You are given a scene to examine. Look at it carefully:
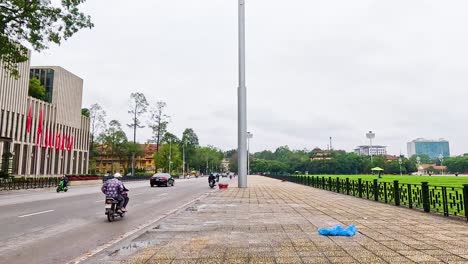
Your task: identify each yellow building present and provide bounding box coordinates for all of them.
[95,144,157,174]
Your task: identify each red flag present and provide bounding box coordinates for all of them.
[36,109,43,146]
[26,106,32,133]
[67,136,74,152]
[61,134,66,150]
[56,133,61,150]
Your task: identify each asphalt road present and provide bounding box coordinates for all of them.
[0,177,213,264]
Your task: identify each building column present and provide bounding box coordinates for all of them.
[17,143,24,175]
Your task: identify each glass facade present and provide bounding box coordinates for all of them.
[414,141,450,159]
[30,68,54,103]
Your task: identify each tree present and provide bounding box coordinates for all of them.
[0,1,93,77]
[161,132,180,145]
[81,108,90,117]
[154,143,182,174]
[89,103,106,146]
[88,103,106,173]
[98,120,127,173]
[182,128,199,171]
[192,146,224,174]
[121,142,144,174]
[127,92,148,143]
[127,92,148,175]
[28,77,45,100]
[148,101,170,153]
[409,154,433,165]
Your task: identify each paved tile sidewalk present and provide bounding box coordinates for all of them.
[109,176,468,264]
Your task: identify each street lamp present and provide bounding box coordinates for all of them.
[398,156,403,176]
[366,131,375,163]
[237,0,248,188]
[182,140,186,177]
[168,140,172,174]
[247,132,253,175]
[439,154,444,175]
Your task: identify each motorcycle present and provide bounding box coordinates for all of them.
[209,179,216,189]
[56,180,68,193]
[105,192,127,222]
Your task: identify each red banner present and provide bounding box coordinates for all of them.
[26,106,32,133]
[56,133,61,150]
[36,109,43,147]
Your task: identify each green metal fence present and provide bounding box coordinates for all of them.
[266,175,468,221]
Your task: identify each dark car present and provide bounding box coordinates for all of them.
[150,173,175,187]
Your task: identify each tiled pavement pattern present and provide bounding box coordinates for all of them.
[114,176,468,264]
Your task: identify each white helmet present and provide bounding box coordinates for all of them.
[113,172,122,178]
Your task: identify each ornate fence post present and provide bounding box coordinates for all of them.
[383,182,388,203]
[321,177,325,189]
[463,184,468,221]
[328,177,332,191]
[336,177,341,193]
[442,187,449,217]
[421,182,430,213]
[346,178,350,195]
[358,178,363,198]
[408,184,413,209]
[394,180,400,206]
[373,179,378,201]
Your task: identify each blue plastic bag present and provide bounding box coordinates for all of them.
[318,225,357,237]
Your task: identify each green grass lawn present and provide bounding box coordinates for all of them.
[302,174,468,187]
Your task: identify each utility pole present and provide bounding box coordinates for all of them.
[168,140,172,174]
[182,140,185,177]
[238,0,248,188]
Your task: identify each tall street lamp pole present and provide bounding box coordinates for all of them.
[238,0,248,188]
[247,132,253,175]
[398,156,403,176]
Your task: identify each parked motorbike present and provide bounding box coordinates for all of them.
[56,180,68,193]
[209,179,216,189]
[105,192,127,222]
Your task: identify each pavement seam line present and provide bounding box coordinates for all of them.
[68,190,215,264]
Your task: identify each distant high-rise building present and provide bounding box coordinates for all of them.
[407,138,450,159]
[354,145,387,156]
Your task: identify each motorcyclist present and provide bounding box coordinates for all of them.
[61,175,69,188]
[208,173,216,185]
[101,173,126,212]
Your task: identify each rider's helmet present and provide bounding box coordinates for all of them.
[113,172,122,178]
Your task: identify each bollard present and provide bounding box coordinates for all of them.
[421,182,430,213]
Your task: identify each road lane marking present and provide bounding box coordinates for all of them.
[157,193,168,197]
[18,210,55,218]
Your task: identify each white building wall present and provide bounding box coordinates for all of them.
[1,60,90,177]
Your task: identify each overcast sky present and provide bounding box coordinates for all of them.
[31,0,468,156]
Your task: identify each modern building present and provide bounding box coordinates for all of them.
[95,143,158,174]
[0,56,90,177]
[354,145,387,156]
[407,138,450,159]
